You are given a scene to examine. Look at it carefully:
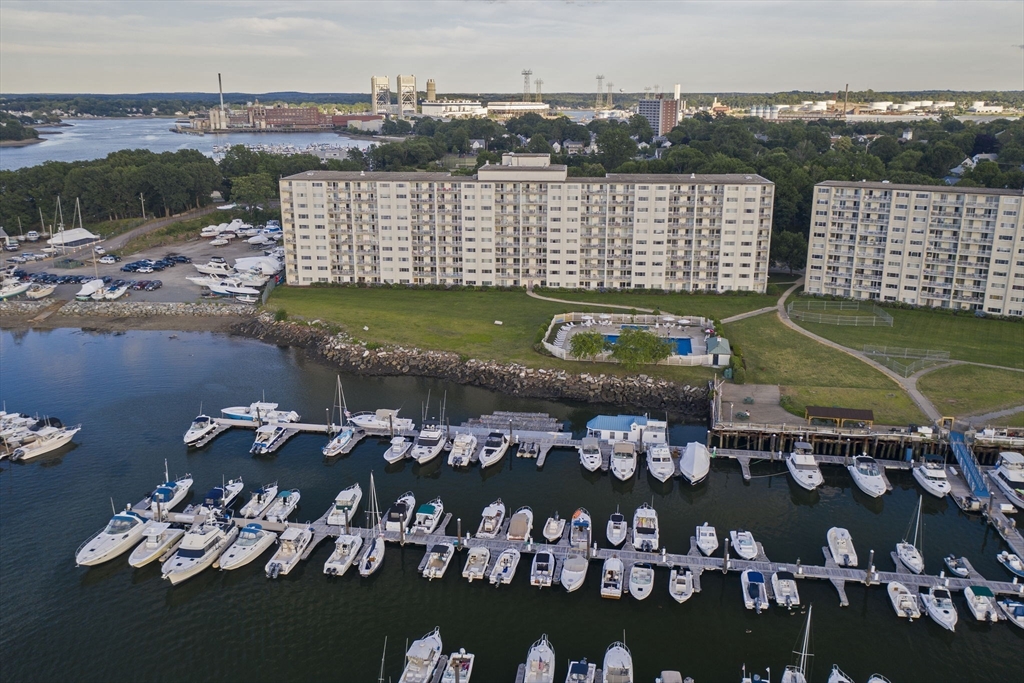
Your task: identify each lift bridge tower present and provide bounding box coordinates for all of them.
[522,69,533,101]
[596,75,605,109]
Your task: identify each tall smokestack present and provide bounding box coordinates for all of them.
[674,84,681,101]
[218,73,225,112]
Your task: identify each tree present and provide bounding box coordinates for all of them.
[628,115,654,144]
[609,328,672,370]
[230,173,276,213]
[770,230,808,274]
[596,126,637,171]
[526,134,552,154]
[867,135,901,164]
[568,330,609,362]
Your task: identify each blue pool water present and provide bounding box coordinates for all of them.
[604,334,693,356]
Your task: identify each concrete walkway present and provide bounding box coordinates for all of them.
[105,205,223,251]
[961,404,1024,425]
[720,306,776,324]
[525,289,655,312]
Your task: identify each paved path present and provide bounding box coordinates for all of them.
[525,289,655,312]
[105,205,223,251]
[962,404,1024,424]
[720,306,776,324]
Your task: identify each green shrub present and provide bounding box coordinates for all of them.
[274,309,288,322]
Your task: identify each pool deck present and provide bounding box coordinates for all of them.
[555,320,708,358]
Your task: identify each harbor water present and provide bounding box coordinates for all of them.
[1,328,1021,682]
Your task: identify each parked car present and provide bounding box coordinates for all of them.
[3,243,19,252]
[93,246,106,255]
[145,280,163,291]
[136,266,153,274]
[99,256,116,265]
[8,256,26,264]
[132,280,149,290]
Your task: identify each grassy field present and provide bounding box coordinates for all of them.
[86,217,147,240]
[115,209,254,255]
[992,412,1024,427]
[918,364,1024,417]
[531,289,777,321]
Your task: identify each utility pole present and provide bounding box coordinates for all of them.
[140,193,146,219]
[596,75,605,109]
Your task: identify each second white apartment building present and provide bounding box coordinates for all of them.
[279,154,774,292]
[805,180,1024,317]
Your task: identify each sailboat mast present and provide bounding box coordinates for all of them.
[912,496,922,548]
[377,635,387,683]
[798,604,812,674]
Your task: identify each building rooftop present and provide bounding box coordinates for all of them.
[284,170,775,185]
[606,173,773,184]
[817,180,1024,196]
[283,171,455,182]
[587,415,651,432]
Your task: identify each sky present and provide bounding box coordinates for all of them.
[1,0,1022,95]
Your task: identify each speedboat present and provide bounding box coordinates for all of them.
[441,650,475,683]
[523,634,556,683]
[76,508,151,566]
[829,666,855,683]
[410,422,446,464]
[348,408,415,433]
[668,566,694,603]
[964,586,1001,623]
[195,259,237,276]
[787,442,824,491]
[0,280,31,300]
[600,556,624,599]
[141,474,194,514]
[326,483,362,526]
[912,456,951,498]
[944,554,970,578]
[384,492,416,533]
[384,436,412,463]
[218,523,277,571]
[221,401,300,423]
[697,522,719,556]
[161,513,238,584]
[183,414,217,446]
[631,503,659,552]
[399,628,444,683]
[475,499,506,539]
[570,508,592,549]
[560,554,588,593]
[202,478,244,510]
[730,529,758,560]
[530,551,555,588]
[104,284,129,300]
[679,441,711,484]
[920,585,958,632]
[565,659,596,683]
[578,437,602,472]
[628,562,655,600]
[998,598,1024,629]
[422,543,455,580]
[606,508,628,547]
[128,523,185,568]
[507,506,534,542]
[827,527,858,567]
[489,547,521,586]
[887,581,921,620]
[741,570,769,613]
[250,424,289,455]
[772,571,801,609]
[447,433,478,467]
[479,431,510,468]
[542,513,565,543]
[10,424,81,460]
[646,444,675,483]
[324,534,363,576]
[991,451,1024,507]
[411,497,445,535]
[602,642,633,683]
[462,546,490,582]
[322,425,357,457]
[240,482,279,518]
[997,551,1024,578]
[25,283,56,300]
[896,496,925,574]
[848,455,887,497]
[264,489,301,523]
[358,536,386,577]
[610,442,637,481]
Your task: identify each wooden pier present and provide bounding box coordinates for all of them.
[713,448,910,482]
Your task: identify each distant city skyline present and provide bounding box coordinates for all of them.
[1,0,1021,95]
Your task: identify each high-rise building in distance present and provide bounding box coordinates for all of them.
[637,97,680,137]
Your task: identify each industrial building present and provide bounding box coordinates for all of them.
[805,181,1024,317]
[279,154,774,291]
[420,100,487,119]
[485,101,551,120]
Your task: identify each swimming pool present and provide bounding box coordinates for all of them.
[603,334,693,356]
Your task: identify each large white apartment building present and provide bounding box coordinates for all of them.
[805,181,1024,317]
[279,154,774,292]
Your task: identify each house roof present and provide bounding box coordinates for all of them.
[707,336,731,354]
[587,414,647,432]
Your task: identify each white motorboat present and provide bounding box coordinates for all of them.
[848,455,887,498]
[183,414,217,446]
[530,550,555,588]
[349,408,415,433]
[217,523,277,570]
[730,529,758,560]
[920,585,958,631]
[913,456,951,498]
[479,431,511,468]
[265,526,312,578]
[195,259,237,276]
[240,482,279,519]
[560,554,588,593]
[324,534,363,576]
[646,444,675,483]
[679,441,711,485]
[827,527,858,567]
[610,442,637,481]
[991,451,1024,508]
[25,283,56,300]
[359,536,386,577]
[141,469,194,514]
[998,598,1024,629]
[128,523,184,568]
[896,495,925,574]
[399,627,444,683]
[322,425,357,457]
[668,566,694,604]
[565,659,596,683]
[507,506,534,542]
[781,606,813,683]
[161,513,238,584]
[606,508,628,547]
[542,512,565,543]
[74,278,105,301]
[422,543,455,580]
[787,442,824,491]
[264,489,301,523]
[384,491,416,532]
[221,401,300,423]
[570,508,593,549]
[602,642,633,683]
[828,666,855,683]
[322,483,361,528]
[384,436,412,463]
[964,585,1001,623]
[447,433,478,467]
[202,478,244,510]
[10,424,81,460]
[887,581,921,620]
[600,556,624,599]
[741,570,769,613]
[75,508,151,566]
[997,551,1024,578]
[697,522,719,556]
[489,547,521,586]
[250,424,289,455]
[412,497,445,535]
[772,571,801,609]
[462,547,490,582]
[103,284,129,300]
[410,423,446,464]
[475,499,506,539]
[628,562,655,600]
[944,554,970,578]
[578,437,602,472]
[631,503,659,552]
[523,634,556,683]
[441,650,475,683]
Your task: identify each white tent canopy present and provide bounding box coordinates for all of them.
[47,228,100,247]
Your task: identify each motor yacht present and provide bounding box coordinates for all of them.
[578,437,602,472]
[887,581,921,620]
[742,570,769,613]
[322,425,357,458]
[628,562,655,600]
[920,585,958,632]
[475,499,506,539]
[76,508,151,566]
[696,522,719,556]
[422,543,455,580]
[440,650,475,683]
[10,424,81,460]
[194,259,237,276]
[631,503,659,552]
[827,527,858,567]
[679,441,711,485]
[772,571,801,609]
[183,414,217,446]
[221,401,300,423]
[410,423,446,464]
[787,442,824,491]
[507,506,534,542]
[896,496,925,574]
[323,534,363,576]
[141,473,194,515]
[128,523,184,568]
[606,508,628,547]
[325,483,362,526]
[218,523,277,571]
[600,556,624,599]
[250,424,289,455]
[530,551,555,588]
[565,659,597,683]
[542,512,565,543]
[912,456,951,498]
[240,482,279,519]
[264,489,301,523]
[384,436,412,463]
[944,554,970,578]
[202,478,244,510]
[411,497,445,535]
[560,554,588,593]
[570,508,593,549]
[610,442,637,481]
[359,536,386,577]
[489,547,521,586]
[348,408,415,433]
[668,566,694,603]
[964,586,1001,622]
[161,513,238,585]
[25,283,56,300]
[730,529,758,560]
[603,642,633,683]
[384,492,416,533]
[462,547,490,582]
[848,455,887,497]
[991,451,1024,508]
[523,634,556,683]
[998,598,1024,629]
[997,551,1024,578]
[447,433,478,468]
[479,431,511,468]
[399,628,444,683]
[646,444,675,483]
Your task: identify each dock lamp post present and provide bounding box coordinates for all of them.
[729,402,734,423]
[771,433,777,455]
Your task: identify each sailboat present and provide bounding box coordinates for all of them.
[780,605,813,683]
[359,472,386,577]
[323,376,357,457]
[896,495,925,574]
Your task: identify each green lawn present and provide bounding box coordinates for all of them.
[990,412,1024,427]
[531,289,777,321]
[86,217,146,240]
[918,364,1024,417]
